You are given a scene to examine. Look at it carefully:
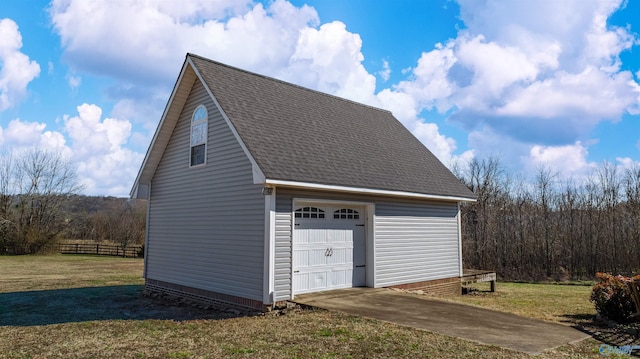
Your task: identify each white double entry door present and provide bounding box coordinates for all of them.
[292,204,366,295]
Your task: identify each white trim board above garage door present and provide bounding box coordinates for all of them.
[291,200,373,295]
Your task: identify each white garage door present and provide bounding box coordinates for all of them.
[292,205,366,295]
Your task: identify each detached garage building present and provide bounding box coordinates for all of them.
[130,53,476,310]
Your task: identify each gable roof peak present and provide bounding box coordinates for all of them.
[187,53,392,116]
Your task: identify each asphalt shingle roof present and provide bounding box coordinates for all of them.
[189,54,475,200]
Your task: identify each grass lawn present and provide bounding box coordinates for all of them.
[449,282,596,325]
[0,255,612,358]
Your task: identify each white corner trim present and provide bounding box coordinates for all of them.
[262,188,276,305]
[143,183,151,278]
[457,202,463,277]
[365,203,376,288]
[266,179,476,202]
[252,165,266,184]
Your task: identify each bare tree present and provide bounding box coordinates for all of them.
[0,149,82,254]
[0,154,15,254]
[458,157,640,281]
[107,200,146,253]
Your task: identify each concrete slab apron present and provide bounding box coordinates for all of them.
[294,288,590,355]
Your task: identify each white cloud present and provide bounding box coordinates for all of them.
[288,21,377,105]
[495,66,637,124]
[527,141,596,178]
[65,104,131,152]
[2,119,46,146]
[46,0,496,190]
[67,74,81,90]
[50,0,317,85]
[0,119,71,157]
[0,104,144,196]
[62,104,144,195]
[412,121,474,167]
[376,89,417,127]
[362,0,640,184]
[378,60,391,82]
[50,0,355,149]
[0,18,40,111]
[392,0,639,147]
[455,34,560,99]
[616,156,640,171]
[395,42,457,113]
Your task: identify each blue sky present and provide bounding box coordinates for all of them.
[0,0,639,196]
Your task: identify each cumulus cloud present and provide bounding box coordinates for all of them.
[0,119,71,160]
[412,121,474,167]
[375,0,640,180]
[48,0,466,182]
[0,105,144,196]
[394,42,457,113]
[62,104,144,195]
[49,0,317,85]
[288,21,377,105]
[527,141,596,178]
[452,1,637,140]
[378,59,391,82]
[0,18,40,111]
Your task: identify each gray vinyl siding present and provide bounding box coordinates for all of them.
[375,202,460,287]
[274,197,293,302]
[146,78,265,301]
[273,188,461,300]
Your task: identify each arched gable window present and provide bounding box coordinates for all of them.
[334,208,360,219]
[295,207,325,219]
[190,105,208,166]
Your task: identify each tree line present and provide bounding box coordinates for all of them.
[0,150,145,255]
[3,148,638,283]
[457,157,640,281]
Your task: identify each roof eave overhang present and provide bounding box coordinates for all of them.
[263,179,476,202]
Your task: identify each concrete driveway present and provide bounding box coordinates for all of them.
[294,288,590,355]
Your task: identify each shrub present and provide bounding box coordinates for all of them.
[590,272,640,323]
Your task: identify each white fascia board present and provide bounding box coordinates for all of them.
[265,179,476,203]
[187,56,266,186]
[129,59,194,198]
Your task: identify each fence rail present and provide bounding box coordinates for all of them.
[59,243,143,258]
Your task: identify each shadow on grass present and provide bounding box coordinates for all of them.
[0,285,237,327]
[567,313,640,356]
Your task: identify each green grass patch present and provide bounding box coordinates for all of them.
[453,282,596,324]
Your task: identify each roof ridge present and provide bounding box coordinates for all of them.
[187,52,392,115]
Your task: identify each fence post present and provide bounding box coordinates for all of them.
[75,243,79,254]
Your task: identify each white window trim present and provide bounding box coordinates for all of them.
[189,104,208,167]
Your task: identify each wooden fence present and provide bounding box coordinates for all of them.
[59,243,143,258]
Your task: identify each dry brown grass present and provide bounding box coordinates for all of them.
[0,255,607,358]
[0,254,143,292]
